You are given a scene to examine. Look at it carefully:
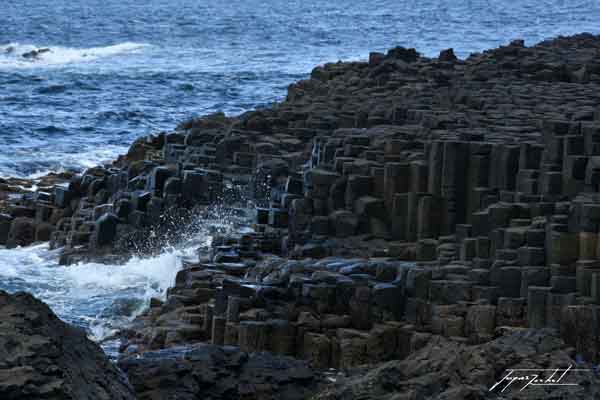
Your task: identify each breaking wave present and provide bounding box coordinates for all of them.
[0,143,129,179]
[0,243,184,356]
[0,42,150,68]
[0,206,245,357]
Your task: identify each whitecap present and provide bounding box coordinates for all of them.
[0,144,129,179]
[0,42,150,69]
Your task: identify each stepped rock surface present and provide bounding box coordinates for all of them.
[6,33,600,399]
[0,290,135,400]
[315,329,600,400]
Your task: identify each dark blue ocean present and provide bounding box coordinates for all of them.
[2,0,600,177]
[1,0,600,354]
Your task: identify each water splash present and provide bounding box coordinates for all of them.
[0,243,182,354]
[0,206,250,356]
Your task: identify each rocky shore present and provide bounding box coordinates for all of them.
[3,33,600,398]
[0,290,135,400]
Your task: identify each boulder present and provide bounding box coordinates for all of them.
[386,46,419,62]
[6,217,36,248]
[439,48,458,62]
[0,291,135,400]
[35,222,54,242]
[119,343,323,400]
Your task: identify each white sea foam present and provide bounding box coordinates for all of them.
[0,143,128,180]
[0,42,150,68]
[65,251,181,298]
[0,243,185,346]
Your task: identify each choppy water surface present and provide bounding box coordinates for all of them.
[2,0,600,177]
[2,0,600,351]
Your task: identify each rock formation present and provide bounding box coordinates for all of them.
[0,290,135,400]
[315,328,600,400]
[119,343,323,400]
[4,33,600,398]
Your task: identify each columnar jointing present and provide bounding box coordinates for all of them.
[3,35,600,370]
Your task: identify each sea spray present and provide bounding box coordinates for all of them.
[0,205,250,356]
[0,243,183,354]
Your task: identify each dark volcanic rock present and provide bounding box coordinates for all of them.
[314,329,600,400]
[119,343,323,400]
[6,217,36,248]
[8,33,600,397]
[0,213,12,244]
[0,291,135,400]
[93,212,120,247]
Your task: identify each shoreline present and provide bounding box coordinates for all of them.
[3,33,600,399]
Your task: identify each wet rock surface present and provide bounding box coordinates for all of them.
[0,290,135,400]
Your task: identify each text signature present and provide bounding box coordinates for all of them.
[489,365,590,392]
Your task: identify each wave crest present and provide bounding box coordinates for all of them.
[0,42,150,68]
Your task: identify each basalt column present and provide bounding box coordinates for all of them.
[440,141,469,234]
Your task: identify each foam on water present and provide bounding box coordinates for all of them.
[0,243,185,354]
[0,206,246,356]
[0,42,150,69]
[0,143,128,179]
[65,251,180,298]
